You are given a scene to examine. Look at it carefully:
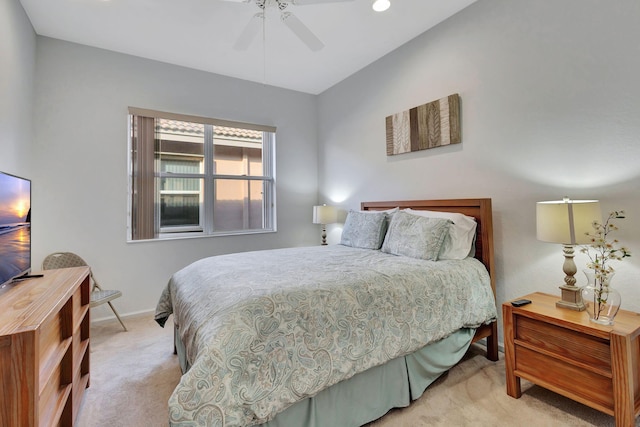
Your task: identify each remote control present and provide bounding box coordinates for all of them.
[11,274,44,283]
[511,299,532,307]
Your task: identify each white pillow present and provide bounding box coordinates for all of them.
[377,207,399,215]
[403,208,477,260]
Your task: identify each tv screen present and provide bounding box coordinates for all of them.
[0,171,31,287]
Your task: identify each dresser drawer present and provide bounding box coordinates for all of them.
[515,316,611,373]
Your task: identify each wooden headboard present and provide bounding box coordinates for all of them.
[361,198,498,360]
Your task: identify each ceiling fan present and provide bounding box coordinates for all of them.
[223,0,354,51]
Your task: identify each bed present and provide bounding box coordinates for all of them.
[155,198,499,427]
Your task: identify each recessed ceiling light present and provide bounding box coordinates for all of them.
[372,0,390,12]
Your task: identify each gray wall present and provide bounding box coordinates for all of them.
[32,38,319,319]
[10,0,640,331]
[0,0,36,176]
[317,0,640,340]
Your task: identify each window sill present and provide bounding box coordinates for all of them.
[126,228,277,243]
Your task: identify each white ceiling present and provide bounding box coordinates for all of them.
[19,0,476,94]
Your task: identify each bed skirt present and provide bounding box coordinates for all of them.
[173,325,474,427]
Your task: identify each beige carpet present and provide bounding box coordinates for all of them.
[77,314,636,427]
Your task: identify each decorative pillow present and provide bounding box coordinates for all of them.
[381,211,451,260]
[340,210,389,249]
[381,207,399,226]
[403,208,477,260]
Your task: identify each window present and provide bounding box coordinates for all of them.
[128,108,276,241]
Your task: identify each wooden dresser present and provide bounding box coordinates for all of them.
[0,267,91,427]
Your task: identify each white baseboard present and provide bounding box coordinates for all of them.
[91,308,155,325]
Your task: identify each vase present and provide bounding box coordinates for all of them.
[581,270,621,325]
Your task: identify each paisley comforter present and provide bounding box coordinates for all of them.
[155,245,497,426]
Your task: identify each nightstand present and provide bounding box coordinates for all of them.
[503,292,640,427]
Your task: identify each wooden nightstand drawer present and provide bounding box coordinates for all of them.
[515,346,614,410]
[516,316,611,372]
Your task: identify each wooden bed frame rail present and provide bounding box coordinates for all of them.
[361,198,499,361]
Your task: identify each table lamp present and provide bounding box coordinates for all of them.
[536,197,601,311]
[312,204,337,245]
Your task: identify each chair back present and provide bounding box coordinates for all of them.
[42,252,89,270]
[42,252,100,291]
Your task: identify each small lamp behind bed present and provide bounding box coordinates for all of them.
[313,204,337,246]
[536,197,601,311]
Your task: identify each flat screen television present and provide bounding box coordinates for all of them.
[0,171,31,287]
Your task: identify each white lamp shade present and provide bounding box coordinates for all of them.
[536,199,601,245]
[313,205,337,225]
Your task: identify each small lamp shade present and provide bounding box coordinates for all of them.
[312,205,337,225]
[536,199,601,244]
[313,204,337,246]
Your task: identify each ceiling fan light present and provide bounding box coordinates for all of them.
[372,0,390,12]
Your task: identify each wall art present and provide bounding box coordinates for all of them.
[386,93,460,156]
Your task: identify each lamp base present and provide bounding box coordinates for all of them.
[556,284,586,311]
[320,224,327,246]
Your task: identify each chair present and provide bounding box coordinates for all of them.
[42,252,127,331]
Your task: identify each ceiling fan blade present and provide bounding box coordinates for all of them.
[233,13,263,50]
[281,12,324,51]
[290,0,353,4]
